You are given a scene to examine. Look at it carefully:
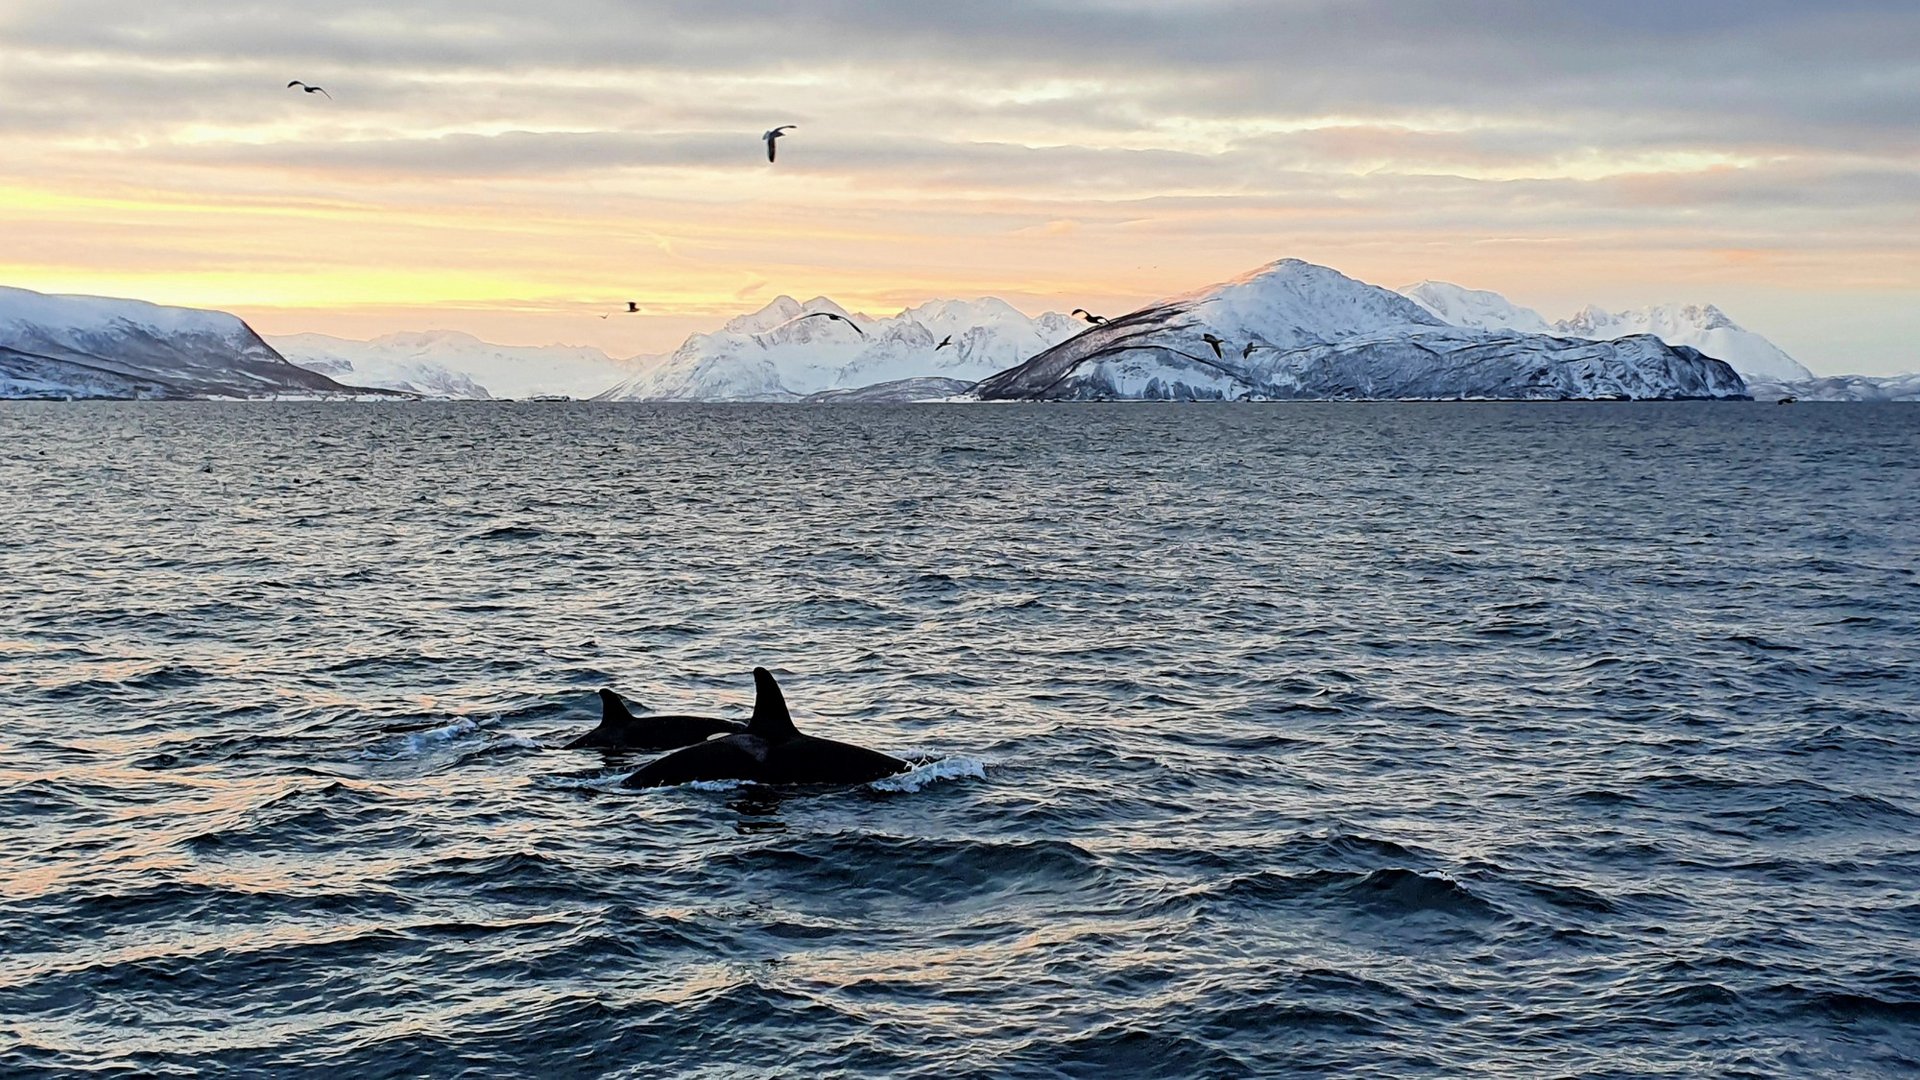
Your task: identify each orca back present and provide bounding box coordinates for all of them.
[566,688,743,750]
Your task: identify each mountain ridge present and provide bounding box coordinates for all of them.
[0,285,385,400]
[976,260,1750,402]
[1398,281,1813,382]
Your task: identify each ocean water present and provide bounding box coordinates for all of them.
[1,401,1916,1078]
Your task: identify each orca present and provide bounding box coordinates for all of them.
[565,688,744,750]
[620,668,909,788]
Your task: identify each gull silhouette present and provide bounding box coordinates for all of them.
[1201,333,1226,359]
[784,311,864,337]
[287,81,331,99]
[763,125,796,162]
[934,335,953,351]
[1071,309,1108,325]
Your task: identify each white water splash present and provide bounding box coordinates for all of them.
[357,717,484,760]
[535,770,632,792]
[871,756,987,793]
[483,734,544,752]
[685,778,752,792]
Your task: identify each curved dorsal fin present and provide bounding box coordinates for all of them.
[598,688,639,727]
[748,667,798,740]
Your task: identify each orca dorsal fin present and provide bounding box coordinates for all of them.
[598,688,639,727]
[748,667,799,740]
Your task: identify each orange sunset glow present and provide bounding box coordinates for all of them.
[2,3,1916,372]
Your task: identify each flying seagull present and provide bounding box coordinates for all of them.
[763,125,796,162]
[787,311,864,337]
[1242,342,1277,359]
[287,81,331,99]
[626,301,641,313]
[934,335,953,351]
[1071,308,1108,325]
[1201,333,1226,359]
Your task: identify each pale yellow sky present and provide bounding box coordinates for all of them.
[3,2,1916,372]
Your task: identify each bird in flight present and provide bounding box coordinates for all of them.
[786,311,864,337]
[1201,333,1226,359]
[1242,342,1278,359]
[287,81,331,99]
[934,335,953,351]
[763,125,796,162]
[626,302,641,313]
[1071,309,1108,325]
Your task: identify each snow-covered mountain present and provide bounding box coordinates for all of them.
[272,331,634,400]
[1399,282,1812,382]
[975,259,1747,402]
[595,296,1080,402]
[1556,304,1810,382]
[1399,281,1556,335]
[1746,372,1920,402]
[0,286,374,400]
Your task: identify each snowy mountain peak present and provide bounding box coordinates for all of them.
[1176,257,1381,299]
[1555,302,1805,380]
[721,296,807,334]
[1154,256,1446,354]
[1397,284,1811,383]
[975,257,1747,403]
[597,293,1082,402]
[798,296,857,320]
[1559,305,1616,335]
[902,297,1025,328]
[1398,281,1555,335]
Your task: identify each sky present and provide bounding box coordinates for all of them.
[2,1,1916,374]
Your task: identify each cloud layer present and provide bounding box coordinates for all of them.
[2,1,1915,371]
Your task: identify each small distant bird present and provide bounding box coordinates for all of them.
[626,302,641,313]
[763,125,796,162]
[1201,333,1226,359]
[789,311,864,337]
[287,81,331,99]
[1242,342,1276,359]
[1071,309,1108,325]
[934,335,953,351]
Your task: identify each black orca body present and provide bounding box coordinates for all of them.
[621,668,908,788]
[565,688,744,750]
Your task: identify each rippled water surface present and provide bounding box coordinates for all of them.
[2,401,1917,1077]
